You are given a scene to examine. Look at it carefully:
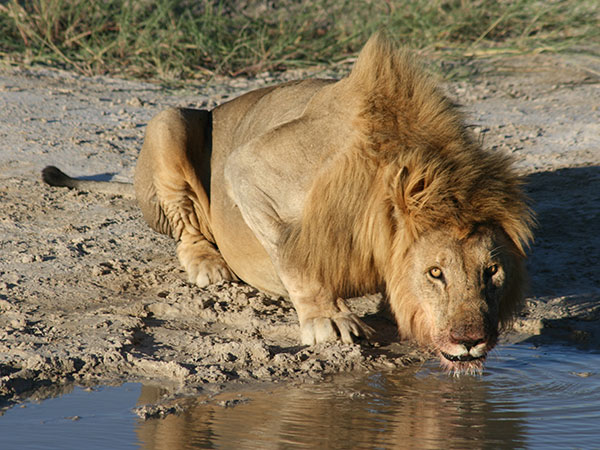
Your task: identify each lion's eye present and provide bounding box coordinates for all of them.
[428,267,443,279]
[485,264,499,277]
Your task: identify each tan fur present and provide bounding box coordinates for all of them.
[106,32,534,373]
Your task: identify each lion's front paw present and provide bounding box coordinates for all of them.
[300,312,374,345]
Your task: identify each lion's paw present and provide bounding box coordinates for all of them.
[177,243,236,288]
[185,257,236,287]
[300,312,374,345]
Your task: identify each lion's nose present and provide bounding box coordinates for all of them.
[460,338,485,351]
[450,329,486,350]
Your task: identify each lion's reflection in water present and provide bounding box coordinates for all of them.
[135,364,527,449]
[135,344,600,448]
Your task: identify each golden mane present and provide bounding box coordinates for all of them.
[279,32,534,299]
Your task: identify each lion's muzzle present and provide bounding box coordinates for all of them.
[436,318,497,373]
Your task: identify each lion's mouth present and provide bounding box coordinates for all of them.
[438,350,487,375]
[440,350,486,363]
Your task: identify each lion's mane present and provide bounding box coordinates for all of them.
[280,33,534,340]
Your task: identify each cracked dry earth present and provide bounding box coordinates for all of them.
[1,52,599,412]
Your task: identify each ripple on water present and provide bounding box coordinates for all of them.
[481,345,600,448]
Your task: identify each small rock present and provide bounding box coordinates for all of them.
[127,97,143,107]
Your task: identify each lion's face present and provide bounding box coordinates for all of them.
[389,226,525,374]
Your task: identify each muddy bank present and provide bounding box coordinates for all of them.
[1,53,599,411]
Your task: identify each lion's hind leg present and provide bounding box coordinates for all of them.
[135,107,235,287]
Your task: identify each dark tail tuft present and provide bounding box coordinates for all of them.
[42,166,77,188]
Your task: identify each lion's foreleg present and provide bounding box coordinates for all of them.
[225,139,373,345]
[278,271,374,345]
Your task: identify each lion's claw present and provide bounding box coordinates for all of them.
[301,312,374,345]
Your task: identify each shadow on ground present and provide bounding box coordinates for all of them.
[523,165,600,349]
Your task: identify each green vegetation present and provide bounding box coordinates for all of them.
[1,0,598,81]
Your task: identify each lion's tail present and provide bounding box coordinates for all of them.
[42,166,135,197]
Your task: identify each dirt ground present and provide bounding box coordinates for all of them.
[1,52,599,412]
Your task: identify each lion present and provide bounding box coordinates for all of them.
[43,33,534,374]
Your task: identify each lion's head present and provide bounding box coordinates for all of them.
[377,152,532,374]
[349,32,534,373]
[386,225,527,374]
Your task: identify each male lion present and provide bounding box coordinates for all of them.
[44,33,533,374]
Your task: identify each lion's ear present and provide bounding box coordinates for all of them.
[392,166,427,214]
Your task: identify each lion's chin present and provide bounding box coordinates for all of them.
[438,351,486,376]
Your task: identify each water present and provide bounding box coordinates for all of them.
[0,383,141,450]
[1,344,599,449]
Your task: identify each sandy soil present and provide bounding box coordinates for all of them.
[1,52,599,411]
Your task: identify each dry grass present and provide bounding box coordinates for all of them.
[1,0,598,81]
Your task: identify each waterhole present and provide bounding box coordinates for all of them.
[1,343,599,449]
